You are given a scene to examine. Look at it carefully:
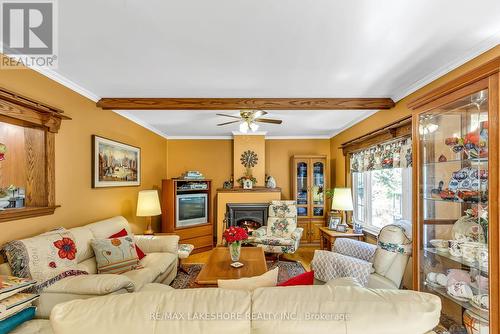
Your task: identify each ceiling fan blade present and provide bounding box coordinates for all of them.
[216,113,241,119]
[253,110,268,118]
[217,120,240,126]
[255,118,282,124]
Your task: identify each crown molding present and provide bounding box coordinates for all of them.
[27,65,101,102]
[391,34,500,102]
[167,135,233,140]
[265,135,331,140]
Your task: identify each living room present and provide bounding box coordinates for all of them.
[0,1,499,333]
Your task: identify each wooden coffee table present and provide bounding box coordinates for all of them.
[195,247,267,286]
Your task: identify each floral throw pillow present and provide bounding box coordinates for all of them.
[1,229,86,292]
[269,201,297,218]
[267,217,297,238]
[90,236,141,274]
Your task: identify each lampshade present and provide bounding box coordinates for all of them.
[136,190,161,217]
[331,188,353,211]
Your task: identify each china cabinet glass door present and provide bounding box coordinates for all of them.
[312,160,325,217]
[418,89,490,333]
[296,160,309,217]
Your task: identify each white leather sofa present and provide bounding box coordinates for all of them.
[43,279,441,334]
[0,216,179,319]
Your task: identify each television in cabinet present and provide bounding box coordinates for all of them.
[161,179,213,253]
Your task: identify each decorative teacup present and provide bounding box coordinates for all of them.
[430,239,448,252]
[471,294,489,310]
[447,281,473,300]
[477,247,488,268]
[448,240,463,257]
[461,242,482,263]
[436,273,448,287]
[426,272,437,283]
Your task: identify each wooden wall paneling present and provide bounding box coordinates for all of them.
[24,127,46,207]
[96,97,396,110]
[45,131,55,206]
[0,123,26,188]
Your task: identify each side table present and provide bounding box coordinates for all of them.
[319,226,364,250]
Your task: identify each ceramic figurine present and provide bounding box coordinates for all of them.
[266,175,277,188]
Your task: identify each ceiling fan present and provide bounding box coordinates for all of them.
[216,110,283,133]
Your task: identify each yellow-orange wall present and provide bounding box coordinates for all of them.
[166,138,331,226]
[0,56,168,246]
[265,139,331,199]
[329,45,500,188]
[233,134,266,185]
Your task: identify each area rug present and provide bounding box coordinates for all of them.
[170,261,306,289]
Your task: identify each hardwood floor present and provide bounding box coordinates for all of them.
[184,245,319,271]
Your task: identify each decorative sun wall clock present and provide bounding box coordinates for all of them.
[240,150,258,168]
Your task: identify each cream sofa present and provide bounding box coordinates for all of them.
[0,216,179,319]
[43,279,441,334]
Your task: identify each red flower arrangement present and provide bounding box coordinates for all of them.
[53,237,77,260]
[222,226,248,244]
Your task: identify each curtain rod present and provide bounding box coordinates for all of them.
[340,116,412,149]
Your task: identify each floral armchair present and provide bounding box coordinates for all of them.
[249,201,303,257]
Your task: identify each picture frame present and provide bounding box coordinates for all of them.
[328,216,341,230]
[92,135,141,188]
[335,224,348,233]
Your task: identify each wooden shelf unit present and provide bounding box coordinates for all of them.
[161,179,213,254]
[291,155,328,245]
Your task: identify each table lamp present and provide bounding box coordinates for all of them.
[331,188,353,226]
[137,190,161,235]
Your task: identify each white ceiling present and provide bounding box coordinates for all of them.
[41,1,500,137]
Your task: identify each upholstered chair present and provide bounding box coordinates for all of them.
[249,200,303,259]
[311,221,412,289]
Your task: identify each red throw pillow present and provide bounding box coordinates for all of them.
[109,228,146,260]
[277,270,314,287]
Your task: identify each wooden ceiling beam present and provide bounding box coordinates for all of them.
[96,97,395,110]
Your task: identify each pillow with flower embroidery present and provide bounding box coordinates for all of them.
[90,236,142,274]
[267,217,297,238]
[1,229,85,292]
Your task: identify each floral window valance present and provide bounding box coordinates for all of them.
[350,137,412,173]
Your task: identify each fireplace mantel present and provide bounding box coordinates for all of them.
[216,187,281,245]
[216,187,281,193]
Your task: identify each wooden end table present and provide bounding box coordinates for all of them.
[195,247,267,286]
[319,226,364,250]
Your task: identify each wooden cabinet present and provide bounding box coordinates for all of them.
[409,58,499,334]
[161,179,213,254]
[291,155,328,244]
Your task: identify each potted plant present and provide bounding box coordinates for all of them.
[223,226,248,262]
[237,168,257,189]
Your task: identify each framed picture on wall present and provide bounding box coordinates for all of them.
[92,135,141,188]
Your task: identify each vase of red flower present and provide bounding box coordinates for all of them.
[223,226,248,262]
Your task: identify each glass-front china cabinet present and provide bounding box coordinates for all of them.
[291,155,328,244]
[410,61,499,334]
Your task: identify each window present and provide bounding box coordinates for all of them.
[352,167,412,232]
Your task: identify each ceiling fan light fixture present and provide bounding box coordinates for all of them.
[249,122,259,132]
